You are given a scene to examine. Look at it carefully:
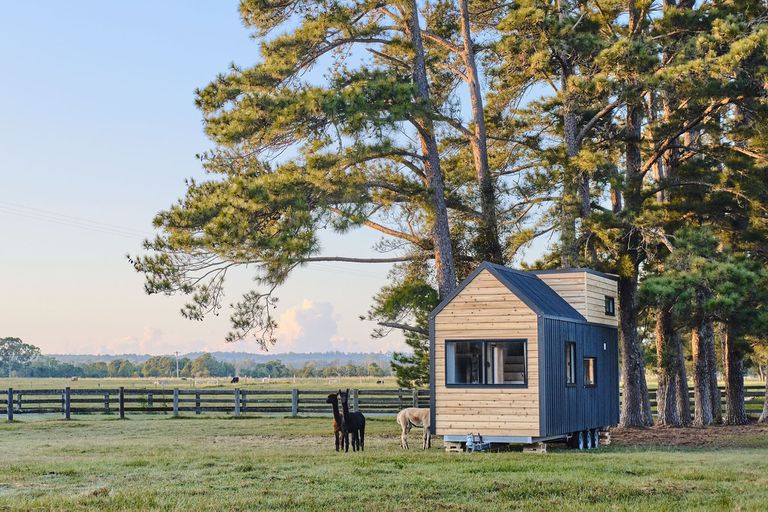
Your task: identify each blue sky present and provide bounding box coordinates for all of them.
[0,2,400,355]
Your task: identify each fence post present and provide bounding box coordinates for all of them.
[291,389,299,417]
[173,389,179,417]
[104,393,110,412]
[7,388,13,422]
[119,387,125,419]
[412,389,419,408]
[64,387,71,420]
[352,389,359,413]
[234,389,241,417]
[195,392,201,415]
[398,388,403,410]
[147,392,153,411]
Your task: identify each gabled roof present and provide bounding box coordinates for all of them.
[431,261,586,322]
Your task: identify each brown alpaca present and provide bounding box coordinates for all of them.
[325,393,344,452]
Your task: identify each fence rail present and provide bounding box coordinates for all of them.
[1,385,763,420]
[1,387,431,420]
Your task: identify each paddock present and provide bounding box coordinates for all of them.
[1,416,768,510]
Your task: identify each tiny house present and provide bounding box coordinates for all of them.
[429,262,619,448]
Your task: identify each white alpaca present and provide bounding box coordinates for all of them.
[396,408,431,449]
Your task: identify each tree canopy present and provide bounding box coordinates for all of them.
[133,0,768,421]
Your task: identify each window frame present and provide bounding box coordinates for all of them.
[444,339,528,389]
[583,357,597,388]
[565,341,576,387]
[604,295,616,316]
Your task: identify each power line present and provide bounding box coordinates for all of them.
[0,200,152,240]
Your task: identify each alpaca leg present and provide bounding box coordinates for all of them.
[403,423,411,449]
[359,426,364,451]
[335,430,339,452]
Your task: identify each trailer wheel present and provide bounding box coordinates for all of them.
[587,429,594,449]
[591,429,599,449]
[577,430,586,450]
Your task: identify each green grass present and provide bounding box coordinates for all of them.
[1,417,767,511]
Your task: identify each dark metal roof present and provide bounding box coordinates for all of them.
[430,262,586,322]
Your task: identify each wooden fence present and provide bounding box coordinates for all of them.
[1,385,764,421]
[0,387,431,420]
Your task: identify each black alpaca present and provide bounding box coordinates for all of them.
[339,389,365,452]
[325,393,345,452]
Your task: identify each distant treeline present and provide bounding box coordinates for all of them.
[12,353,390,379]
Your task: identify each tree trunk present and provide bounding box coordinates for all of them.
[655,308,680,426]
[691,314,713,426]
[560,101,580,268]
[618,270,653,427]
[759,375,768,423]
[724,323,748,425]
[708,322,722,423]
[458,0,503,264]
[617,38,652,426]
[556,0,581,268]
[676,346,691,425]
[404,0,457,298]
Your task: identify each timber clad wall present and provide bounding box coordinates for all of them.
[434,269,540,437]
[584,274,618,326]
[535,271,618,327]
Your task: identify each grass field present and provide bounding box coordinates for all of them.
[1,416,767,511]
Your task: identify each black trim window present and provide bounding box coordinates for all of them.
[583,357,596,387]
[446,340,526,386]
[565,342,576,386]
[604,295,616,316]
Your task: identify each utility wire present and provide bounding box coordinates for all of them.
[0,200,152,240]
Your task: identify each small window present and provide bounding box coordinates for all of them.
[604,296,615,316]
[446,340,526,386]
[583,357,596,387]
[565,342,576,386]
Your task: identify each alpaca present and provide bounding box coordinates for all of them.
[339,389,365,452]
[325,393,344,452]
[396,408,431,449]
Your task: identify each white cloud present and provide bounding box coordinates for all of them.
[273,299,406,353]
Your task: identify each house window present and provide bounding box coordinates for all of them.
[604,296,615,316]
[565,342,576,386]
[583,357,596,387]
[446,340,526,386]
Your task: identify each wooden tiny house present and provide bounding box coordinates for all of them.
[429,262,619,447]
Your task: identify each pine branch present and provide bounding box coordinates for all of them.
[376,321,428,335]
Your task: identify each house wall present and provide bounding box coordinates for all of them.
[538,318,620,437]
[433,269,540,437]
[534,272,587,317]
[584,273,618,326]
[534,271,618,327]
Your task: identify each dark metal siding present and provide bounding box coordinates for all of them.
[539,318,619,437]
